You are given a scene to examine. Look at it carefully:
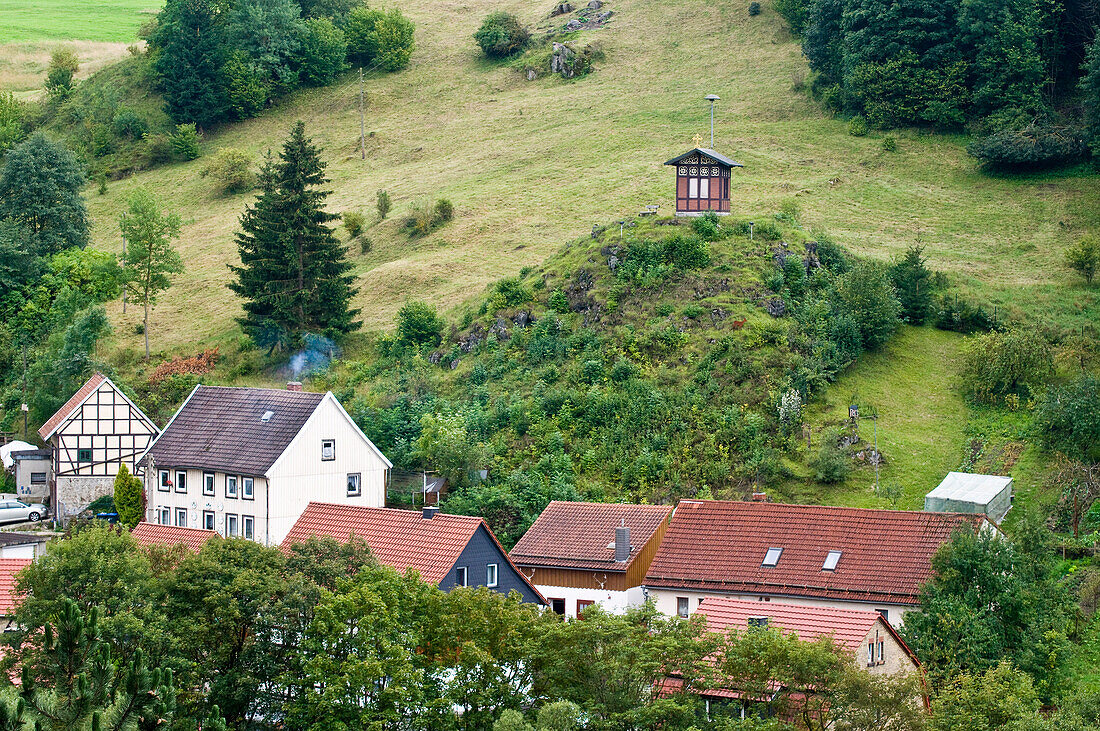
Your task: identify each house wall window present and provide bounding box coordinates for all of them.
[243,515,254,541]
[486,563,498,587]
[77,448,92,462]
[203,472,215,496]
[455,566,468,586]
[877,639,885,663]
[202,511,215,531]
[686,177,711,199]
[550,599,566,615]
[226,514,239,537]
[158,470,170,492]
[677,597,689,618]
[242,477,254,500]
[158,507,170,525]
[577,599,595,618]
[30,472,47,484]
[175,508,187,527]
[876,608,889,623]
[175,471,187,494]
[347,473,361,497]
[226,476,238,499]
[321,439,336,461]
[867,642,875,666]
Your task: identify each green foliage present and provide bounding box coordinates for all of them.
[150,0,228,127]
[168,123,201,161]
[1064,235,1099,285]
[491,278,533,309]
[881,134,897,152]
[474,12,531,59]
[376,189,392,219]
[199,147,256,194]
[495,709,534,731]
[0,92,28,154]
[931,662,1040,731]
[120,188,184,357]
[809,428,850,483]
[113,464,144,528]
[396,301,444,347]
[296,17,348,86]
[832,261,901,349]
[959,327,1053,403]
[967,124,1089,170]
[227,0,305,94]
[774,0,809,32]
[222,50,273,119]
[44,48,79,101]
[403,197,455,236]
[617,233,710,283]
[345,6,415,71]
[0,133,89,258]
[1083,33,1100,158]
[691,210,723,241]
[1032,375,1100,461]
[890,245,934,324]
[933,293,996,333]
[343,210,365,238]
[229,122,360,351]
[547,289,569,314]
[415,411,488,486]
[111,107,148,139]
[847,114,868,136]
[748,1,761,14]
[434,197,454,222]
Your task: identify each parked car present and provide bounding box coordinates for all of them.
[0,499,47,523]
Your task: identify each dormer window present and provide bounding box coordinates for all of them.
[762,547,783,567]
[747,616,769,629]
[322,439,336,461]
[822,550,842,571]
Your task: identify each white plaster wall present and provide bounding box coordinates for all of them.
[536,585,633,618]
[0,544,37,559]
[645,587,912,628]
[146,468,269,541]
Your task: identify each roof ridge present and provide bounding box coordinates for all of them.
[195,384,325,395]
[304,502,483,521]
[679,498,985,519]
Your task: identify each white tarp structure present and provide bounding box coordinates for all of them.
[0,441,36,470]
[925,472,1012,523]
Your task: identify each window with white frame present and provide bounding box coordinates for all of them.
[455,566,468,586]
[203,472,215,496]
[346,473,361,497]
[175,508,187,527]
[677,597,689,618]
[175,471,187,493]
[158,470,170,491]
[202,511,215,531]
[226,475,238,499]
[226,514,239,537]
[877,638,885,663]
[158,507,170,525]
[486,563,498,587]
[867,642,875,665]
[321,439,336,461]
[243,477,254,500]
[243,515,254,541]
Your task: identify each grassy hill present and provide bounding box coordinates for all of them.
[74,0,1098,355]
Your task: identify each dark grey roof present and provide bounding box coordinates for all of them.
[10,449,51,460]
[664,147,744,168]
[423,477,447,494]
[145,385,325,475]
[0,532,49,546]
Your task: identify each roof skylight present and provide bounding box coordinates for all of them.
[762,547,783,567]
[822,550,842,571]
[260,410,274,423]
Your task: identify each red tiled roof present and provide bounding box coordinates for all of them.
[280,503,486,585]
[0,559,32,614]
[645,500,987,605]
[38,373,106,440]
[510,501,673,571]
[131,522,218,552]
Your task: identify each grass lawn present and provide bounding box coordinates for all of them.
[0,0,159,43]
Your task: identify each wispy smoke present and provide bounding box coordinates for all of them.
[289,334,339,378]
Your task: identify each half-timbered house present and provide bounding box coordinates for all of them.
[38,373,160,520]
[664,147,743,216]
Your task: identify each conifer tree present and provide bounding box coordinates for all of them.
[229,122,360,352]
[151,0,229,127]
[113,464,144,529]
[0,133,88,257]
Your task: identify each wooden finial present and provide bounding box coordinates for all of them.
[692,134,704,146]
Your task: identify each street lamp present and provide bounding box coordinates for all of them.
[705,94,720,148]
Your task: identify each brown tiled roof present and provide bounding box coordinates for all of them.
[131,522,218,552]
[510,501,673,571]
[38,373,106,440]
[145,385,325,475]
[645,500,986,605]
[0,559,31,614]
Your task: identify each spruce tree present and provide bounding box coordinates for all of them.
[890,245,934,324]
[113,464,145,529]
[229,122,360,351]
[0,133,88,257]
[151,0,229,127]
[1082,33,1100,158]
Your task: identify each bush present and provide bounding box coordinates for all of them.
[492,278,532,308]
[143,134,174,166]
[474,12,530,58]
[933,294,996,333]
[1032,376,1100,461]
[1065,235,1099,285]
[774,0,809,32]
[360,236,372,253]
[222,50,272,120]
[691,210,723,241]
[199,147,254,194]
[376,189,392,219]
[810,429,850,483]
[396,301,444,347]
[296,17,348,86]
[967,124,1088,171]
[814,233,849,273]
[44,48,79,100]
[112,108,148,139]
[881,135,897,152]
[343,210,366,238]
[832,262,901,349]
[848,115,869,136]
[434,198,454,223]
[548,289,569,313]
[959,327,1053,403]
[169,123,201,161]
[748,1,761,14]
[346,6,415,72]
[683,304,705,319]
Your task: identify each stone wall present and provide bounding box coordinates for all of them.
[56,476,116,519]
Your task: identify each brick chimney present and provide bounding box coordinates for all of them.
[286,381,303,392]
[614,523,631,562]
[751,492,768,502]
[422,506,439,520]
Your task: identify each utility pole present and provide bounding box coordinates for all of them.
[121,233,127,314]
[705,94,720,148]
[358,68,366,160]
[21,345,27,437]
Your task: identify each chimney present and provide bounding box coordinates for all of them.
[614,523,630,562]
[752,492,768,502]
[286,381,303,392]
[423,506,439,520]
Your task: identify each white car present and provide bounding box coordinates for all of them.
[0,500,47,523]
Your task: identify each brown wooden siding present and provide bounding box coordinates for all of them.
[626,515,670,587]
[675,173,730,213]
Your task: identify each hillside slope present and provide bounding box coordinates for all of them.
[79,0,1099,355]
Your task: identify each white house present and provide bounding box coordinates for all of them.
[644,499,993,628]
[139,383,391,546]
[38,373,160,519]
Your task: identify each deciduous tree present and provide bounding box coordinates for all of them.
[119,189,183,358]
[0,133,88,257]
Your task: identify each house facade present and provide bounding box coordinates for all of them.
[664,147,743,216]
[10,448,51,503]
[282,502,545,604]
[140,384,392,547]
[509,501,673,617]
[38,374,160,519]
[645,499,991,627]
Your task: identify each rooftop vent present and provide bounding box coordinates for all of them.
[260,410,274,423]
[822,550,842,571]
[751,492,768,502]
[423,506,439,520]
[614,523,631,563]
[762,547,783,567]
[286,381,303,392]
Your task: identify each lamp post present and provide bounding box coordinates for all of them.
[705,94,720,148]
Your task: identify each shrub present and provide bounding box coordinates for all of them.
[1065,235,1099,285]
[96,172,108,195]
[683,304,705,319]
[169,123,201,160]
[360,236,372,253]
[199,147,255,194]
[774,0,809,32]
[610,359,638,383]
[548,289,570,313]
[810,429,850,483]
[0,92,27,154]
[492,278,532,308]
[655,303,674,317]
[933,294,996,333]
[832,262,901,349]
[376,189,392,219]
[967,124,1088,171]
[691,210,722,241]
[143,134,174,165]
[748,1,761,14]
[343,210,366,238]
[881,134,898,152]
[346,6,415,71]
[44,48,79,100]
[959,327,1054,403]
[396,301,444,347]
[403,197,454,236]
[1031,376,1100,461]
[814,232,849,273]
[434,198,454,223]
[223,50,272,119]
[580,359,604,383]
[296,17,348,86]
[112,108,148,139]
[474,12,530,59]
[848,115,869,136]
